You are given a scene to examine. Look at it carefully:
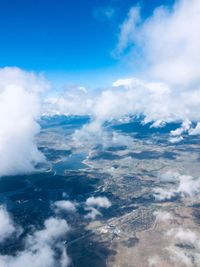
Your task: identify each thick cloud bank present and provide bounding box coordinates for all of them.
[44,86,95,116]
[0,67,50,177]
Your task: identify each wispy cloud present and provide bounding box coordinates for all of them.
[93,6,115,21]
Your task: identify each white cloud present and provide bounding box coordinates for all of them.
[189,122,200,135]
[0,67,50,177]
[169,119,192,142]
[116,0,200,87]
[93,6,115,21]
[85,207,102,220]
[160,171,180,182]
[27,217,70,249]
[153,187,177,201]
[173,228,198,244]
[43,72,200,151]
[148,256,160,267]
[166,228,200,266]
[170,120,191,137]
[72,0,197,140]
[151,227,200,266]
[154,211,172,222]
[44,85,95,116]
[85,196,111,220]
[86,196,111,208]
[70,78,174,145]
[169,135,184,144]
[53,200,77,213]
[167,246,194,267]
[177,175,200,197]
[154,171,200,201]
[61,75,200,146]
[0,217,70,267]
[0,205,16,242]
[115,7,140,55]
[40,0,200,145]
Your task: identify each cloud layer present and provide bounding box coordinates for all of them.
[50,0,200,142]
[2,1,200,176]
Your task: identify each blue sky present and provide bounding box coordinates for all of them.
[0,0,174,87]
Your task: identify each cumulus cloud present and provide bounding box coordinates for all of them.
[173,228,198,245]
[154,171,200,201]
[0,217,70,267]
[167,246,195,267]
[85,207,102,220]
[43,72,200,151]
[0,206,16,242]
[153,187,177,201]
[160,171,180,183]
[0,67,50,177]
[70,78,174,145]
[177,175,200,197]
[169,119,192,142]
[116,0,200,87]
[148,256,160,267]
[40,0,200,146]
[168,135,184,144]
[166,228,200,266]
[189,122,200,135]
[85,196,111,219]
[72,120,105,148]
[116,12,200,124]
[53,200,77,213]
[151,227,200,266]
[44,85,95,116]
[153,211,172,222]
[86,196,111,208]
[28,217,69,247]
[171,120,191,137]
[46,77,176,127]
[83,0,198,140]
